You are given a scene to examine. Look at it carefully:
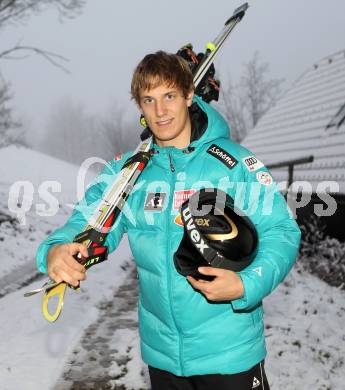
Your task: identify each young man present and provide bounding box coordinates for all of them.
[37,51,301,389]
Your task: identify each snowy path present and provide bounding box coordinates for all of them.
[54,267,149,390]
[0,261,43,298]
[0,238,134,390]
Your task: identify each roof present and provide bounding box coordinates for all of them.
[242,50,345,193]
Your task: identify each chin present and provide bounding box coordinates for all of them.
[152,130,177,142]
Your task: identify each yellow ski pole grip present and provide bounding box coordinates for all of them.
[42,283,68,322]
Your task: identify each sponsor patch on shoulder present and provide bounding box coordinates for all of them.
[207,144,238,170]
[242,155,264,172]
[256,171,273,186]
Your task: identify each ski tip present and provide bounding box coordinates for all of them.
[233,2,249,16]
[225,2,249,25]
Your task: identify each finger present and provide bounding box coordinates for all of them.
[49,271,62,284]
[198,266,225,277]
[64,255,86,273]
[68,243,89,259]
[59,269,81,287]
[51,258,86,284]
[63,260,87,282]
[187,276,209,292]
[71,268,87,282]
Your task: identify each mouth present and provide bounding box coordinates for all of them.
[156,118,173,127]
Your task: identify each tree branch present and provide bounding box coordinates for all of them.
[0,1,86,28]
[0,1,36,26]
[0,0,17,15]
[0,44,70,73]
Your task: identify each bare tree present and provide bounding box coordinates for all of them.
[240,51,283,129]
[218,78,247,143]
[40,98,137,165]
[100,104,126,160]
[0,75,24,147]
[0,0,86,149]
[100,103,139,159]
[0,0,86,70]
[40,97,86,163]
[219,51,284,142]
[0,0,85,29]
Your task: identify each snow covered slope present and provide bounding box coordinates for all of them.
[0,145,100,279]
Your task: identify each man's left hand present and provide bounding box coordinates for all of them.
[187,267,244,301]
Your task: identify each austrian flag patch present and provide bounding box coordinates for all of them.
[256,171,273,186]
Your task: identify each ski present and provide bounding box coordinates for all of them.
[193,3,248,89]
[24,2,249,322]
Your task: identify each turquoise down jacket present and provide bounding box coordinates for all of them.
[37,96,301,376]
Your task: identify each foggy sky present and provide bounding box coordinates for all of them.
[1,0,345,139]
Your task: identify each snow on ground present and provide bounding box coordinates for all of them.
[0,146,134,389]
[46,263,345,390]
[0,145,98,279]
[265,267,345,390]
[0,237,133,390]
[0,146,344,389]
[53,267,150,390]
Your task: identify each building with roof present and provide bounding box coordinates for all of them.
[242,50,345,239]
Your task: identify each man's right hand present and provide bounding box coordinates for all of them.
[47,243,89,287]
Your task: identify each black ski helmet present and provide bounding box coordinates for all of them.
[174,188,258,279]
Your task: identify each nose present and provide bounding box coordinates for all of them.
[155,99,167,117]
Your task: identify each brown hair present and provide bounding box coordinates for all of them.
[131,51,194,104]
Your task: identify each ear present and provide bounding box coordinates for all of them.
[186,89,194,107]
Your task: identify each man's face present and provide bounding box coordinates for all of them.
[138,82,194,149]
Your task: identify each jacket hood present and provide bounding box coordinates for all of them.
[190,95,230,148]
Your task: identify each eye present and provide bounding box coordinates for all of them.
[165,93,176,101]
[142,97,153,104]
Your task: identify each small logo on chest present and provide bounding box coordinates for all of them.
[173,189,196,210]
[144,192,167,211]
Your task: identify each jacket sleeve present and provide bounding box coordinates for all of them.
[230,161,301,311]
[36,159,128,274]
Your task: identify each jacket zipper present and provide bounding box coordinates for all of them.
[165,157,184,375]
[168,153,175,172]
